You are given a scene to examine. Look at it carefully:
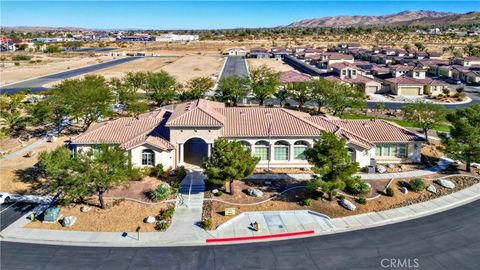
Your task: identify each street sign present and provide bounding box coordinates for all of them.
[225,208,236,216]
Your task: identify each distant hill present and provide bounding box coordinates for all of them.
[1,26,92,32]
[287,10,479,28]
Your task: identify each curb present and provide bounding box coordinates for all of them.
[206,230,314,243]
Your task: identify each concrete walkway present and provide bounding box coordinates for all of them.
[2,175,478,247]
[246,157,452,181]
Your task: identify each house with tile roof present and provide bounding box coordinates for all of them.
[71,99,424,170]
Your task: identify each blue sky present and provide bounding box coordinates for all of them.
[1,1,479,30]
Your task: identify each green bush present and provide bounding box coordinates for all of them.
[142,167,152,176]
[302,198,313,206]
[214,191,223,197]
[155,164,164,178]
[385,187,394,197]
[12,54,32,61]
[46,44,62,53]
[409,178,426,192]
[177,166,186,181]
[356,196,367,205]
[337,194,345,200]
[128,168,143,181]
[14,62,20,66]
[347,179,371,195]
[155,221,168,231]
[159,207,175,220]
[201,218,212,230]
[149,184,173,201]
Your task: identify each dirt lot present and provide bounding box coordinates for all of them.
[26,200,173,232]
[0,135,70,194]
[205,174,480,228]
[0,53,117,85]
[247,58,294,73]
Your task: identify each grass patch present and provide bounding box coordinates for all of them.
[340,114,450,133]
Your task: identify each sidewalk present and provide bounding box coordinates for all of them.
[2,176,478,247]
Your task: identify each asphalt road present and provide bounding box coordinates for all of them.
[220,56,249,78]
[1,200,479,269]
[0,56,142,94]
[0,202,36,231]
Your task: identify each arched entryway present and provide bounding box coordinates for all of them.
[184,137,209,167]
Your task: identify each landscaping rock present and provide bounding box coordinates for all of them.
[80,206,91,213]
[387,164,395,169]
[376,165,387,174]
[436,179,455,189]
[246,187,263,197]
[400,187,409,194]
[61,216,77,227]
[144,216,156,224]
[212,189,219,194]
[426,185,437,194]
[25,150,36,157]
[340,199,356,211]
[400,165,407,171]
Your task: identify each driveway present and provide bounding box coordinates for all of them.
[0,202,36,231]
[220,56,249,78]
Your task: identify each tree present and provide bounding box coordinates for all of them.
[442,104,480,172]
[304,131,360,200]
[403,101,446,144]
[0,94,28,134]
[325,83,365,116]
[109,78,147,116]
[46,44,62,53]
[249,65,280,106]
[403,44,411,51]
[39,145,136,208]
[215,75,250,106]
[202,138,259,194]
[123,72,148,91]
[144,71,180,106]
[287,81,310,109]
[309,78,333,112]
[180,76,214,101]
[274,88,289,107]
[414,42,425,51]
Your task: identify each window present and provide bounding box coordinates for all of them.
[239,141,251,151]
[352,70,356,75]
[376,145,382,156]
[415,72,420,77]
[294,141,309,160]
[254,141,269,160]
[274,141,289,161]
[398,144,407,158]
[342,70,346,75]
[383,144,391,156]
[141,149,155,166]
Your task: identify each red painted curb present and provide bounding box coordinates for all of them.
[206,230,315,243]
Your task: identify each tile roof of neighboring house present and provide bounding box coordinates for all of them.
[418,78,448,85]
[72,110,174,150]
[389,65,414,72]
[371,65,390,73]
[330,61,358,70]
[279,70,312,83]
[385,76,424,85]
[324,53,354,60]
[329,119,424,143]
[305,54,321,60]
[166,99,225,127]
[343,75,378,84]
[465,56,480,61]
[250,47,269,53]
[427,51,442,57]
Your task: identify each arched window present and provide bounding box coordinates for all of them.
[254,141,269,160]
[274,141,289,161]
[238,141,251,151]
[294,141,309,160]
[141,149,155,166]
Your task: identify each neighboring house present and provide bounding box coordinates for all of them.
[408,67,427,79]
[319,53,354,68]
[70,99,424,170]
[384,76,425,96]
[452,57,480,67]
[271,47,292,59]
[390,65,413,77]
[421,79,449,96]
[328,62,383,94]
[224,47,247,56]
[248,47,270,58]
[464,69,480,84]
[427,51,442,60]
[279,70,312,84]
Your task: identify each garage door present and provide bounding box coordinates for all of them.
[366,86,378,94]
[400,87,421,96]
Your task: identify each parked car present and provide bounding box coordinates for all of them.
[0,192,53,204]
[445,78,463,85]
[0,192,21,204]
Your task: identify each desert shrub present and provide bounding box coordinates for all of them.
[155,221,168,231]
[149,184,173,201]
[29,60,36,64]
[201,218,212,230]
[142,167,152,176]
[356,196,367,205]
[442,88,450,96]
[302,198,313,206]
[454,92,466,101]
[155,164,164,178]
[159,207,175,220]
[347,179,371,195]
[129,168,143,181]
[176,166,186,181]
[214,191,223,197]
[456,87,464,93]
[12,54,32,61]
[409,178,426,192]
[385,187,394,197]
[14,62,20,66]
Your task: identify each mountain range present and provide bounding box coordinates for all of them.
[287,10,480,28]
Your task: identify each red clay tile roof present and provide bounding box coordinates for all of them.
[72,110,174,150]
[166,99,225,127]
[330,62,358,70]
[385,76,423,85]
[280,71,312,83]
[323,53,354,60]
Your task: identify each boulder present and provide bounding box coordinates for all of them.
[387,164,395,169]
[144,216,156,224]
[80,206,91,212]
[376,165,387,174]
[61,216,77,227]
[25,150,36,157]
[436,179,455,189]
[246,187,263,197]
[426,185,437,194]
[400,165,407,171]
[340,199,356,211]
[400,187,409,194]
[212,189,219,194]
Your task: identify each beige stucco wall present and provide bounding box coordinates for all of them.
[130,145,174,170]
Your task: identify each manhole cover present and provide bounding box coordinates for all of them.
[265,215,284,227]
